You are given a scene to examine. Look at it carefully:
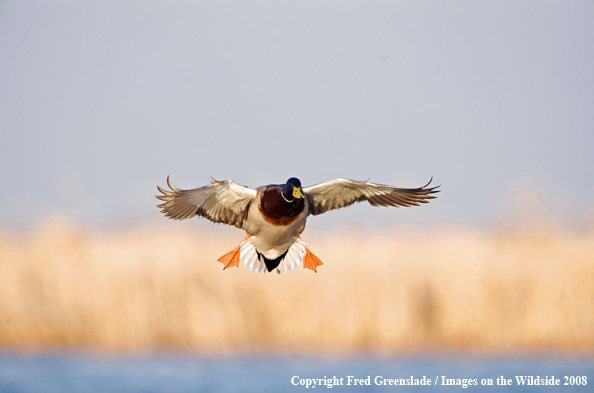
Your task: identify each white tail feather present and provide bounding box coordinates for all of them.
[238,237,308,274]
[276,238,307,273]
[239,237,266,272]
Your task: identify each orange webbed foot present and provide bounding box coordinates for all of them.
[295,235,323,272]
[218,234,250,269]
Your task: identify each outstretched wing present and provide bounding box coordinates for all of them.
[303,178,439,216]
[156,177,257,228]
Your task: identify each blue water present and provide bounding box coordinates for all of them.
[0,352,593,393]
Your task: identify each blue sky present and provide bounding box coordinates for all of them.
[1,1,593,228]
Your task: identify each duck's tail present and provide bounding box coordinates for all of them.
[240,237,305,273]
[219,235,322,273]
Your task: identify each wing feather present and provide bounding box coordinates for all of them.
[303,178,440,216]
[155,176,257,228]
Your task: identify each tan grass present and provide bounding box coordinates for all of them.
[1,219,593,353]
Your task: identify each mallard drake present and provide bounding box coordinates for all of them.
[156,177,439,273]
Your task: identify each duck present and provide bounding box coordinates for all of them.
[156,176,439,274]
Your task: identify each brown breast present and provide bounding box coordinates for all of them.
[258,186,305,226]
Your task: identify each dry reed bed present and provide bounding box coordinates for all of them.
[0,220,593,353]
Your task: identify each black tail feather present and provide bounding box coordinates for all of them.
[257,249,289,272]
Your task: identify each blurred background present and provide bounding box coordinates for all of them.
[1,1,593,392]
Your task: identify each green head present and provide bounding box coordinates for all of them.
[282,177,303,201]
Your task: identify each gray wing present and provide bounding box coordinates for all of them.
[156,176,257,228]
[303,178,439,216]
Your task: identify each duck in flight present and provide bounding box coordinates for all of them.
[156,177,439,274]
